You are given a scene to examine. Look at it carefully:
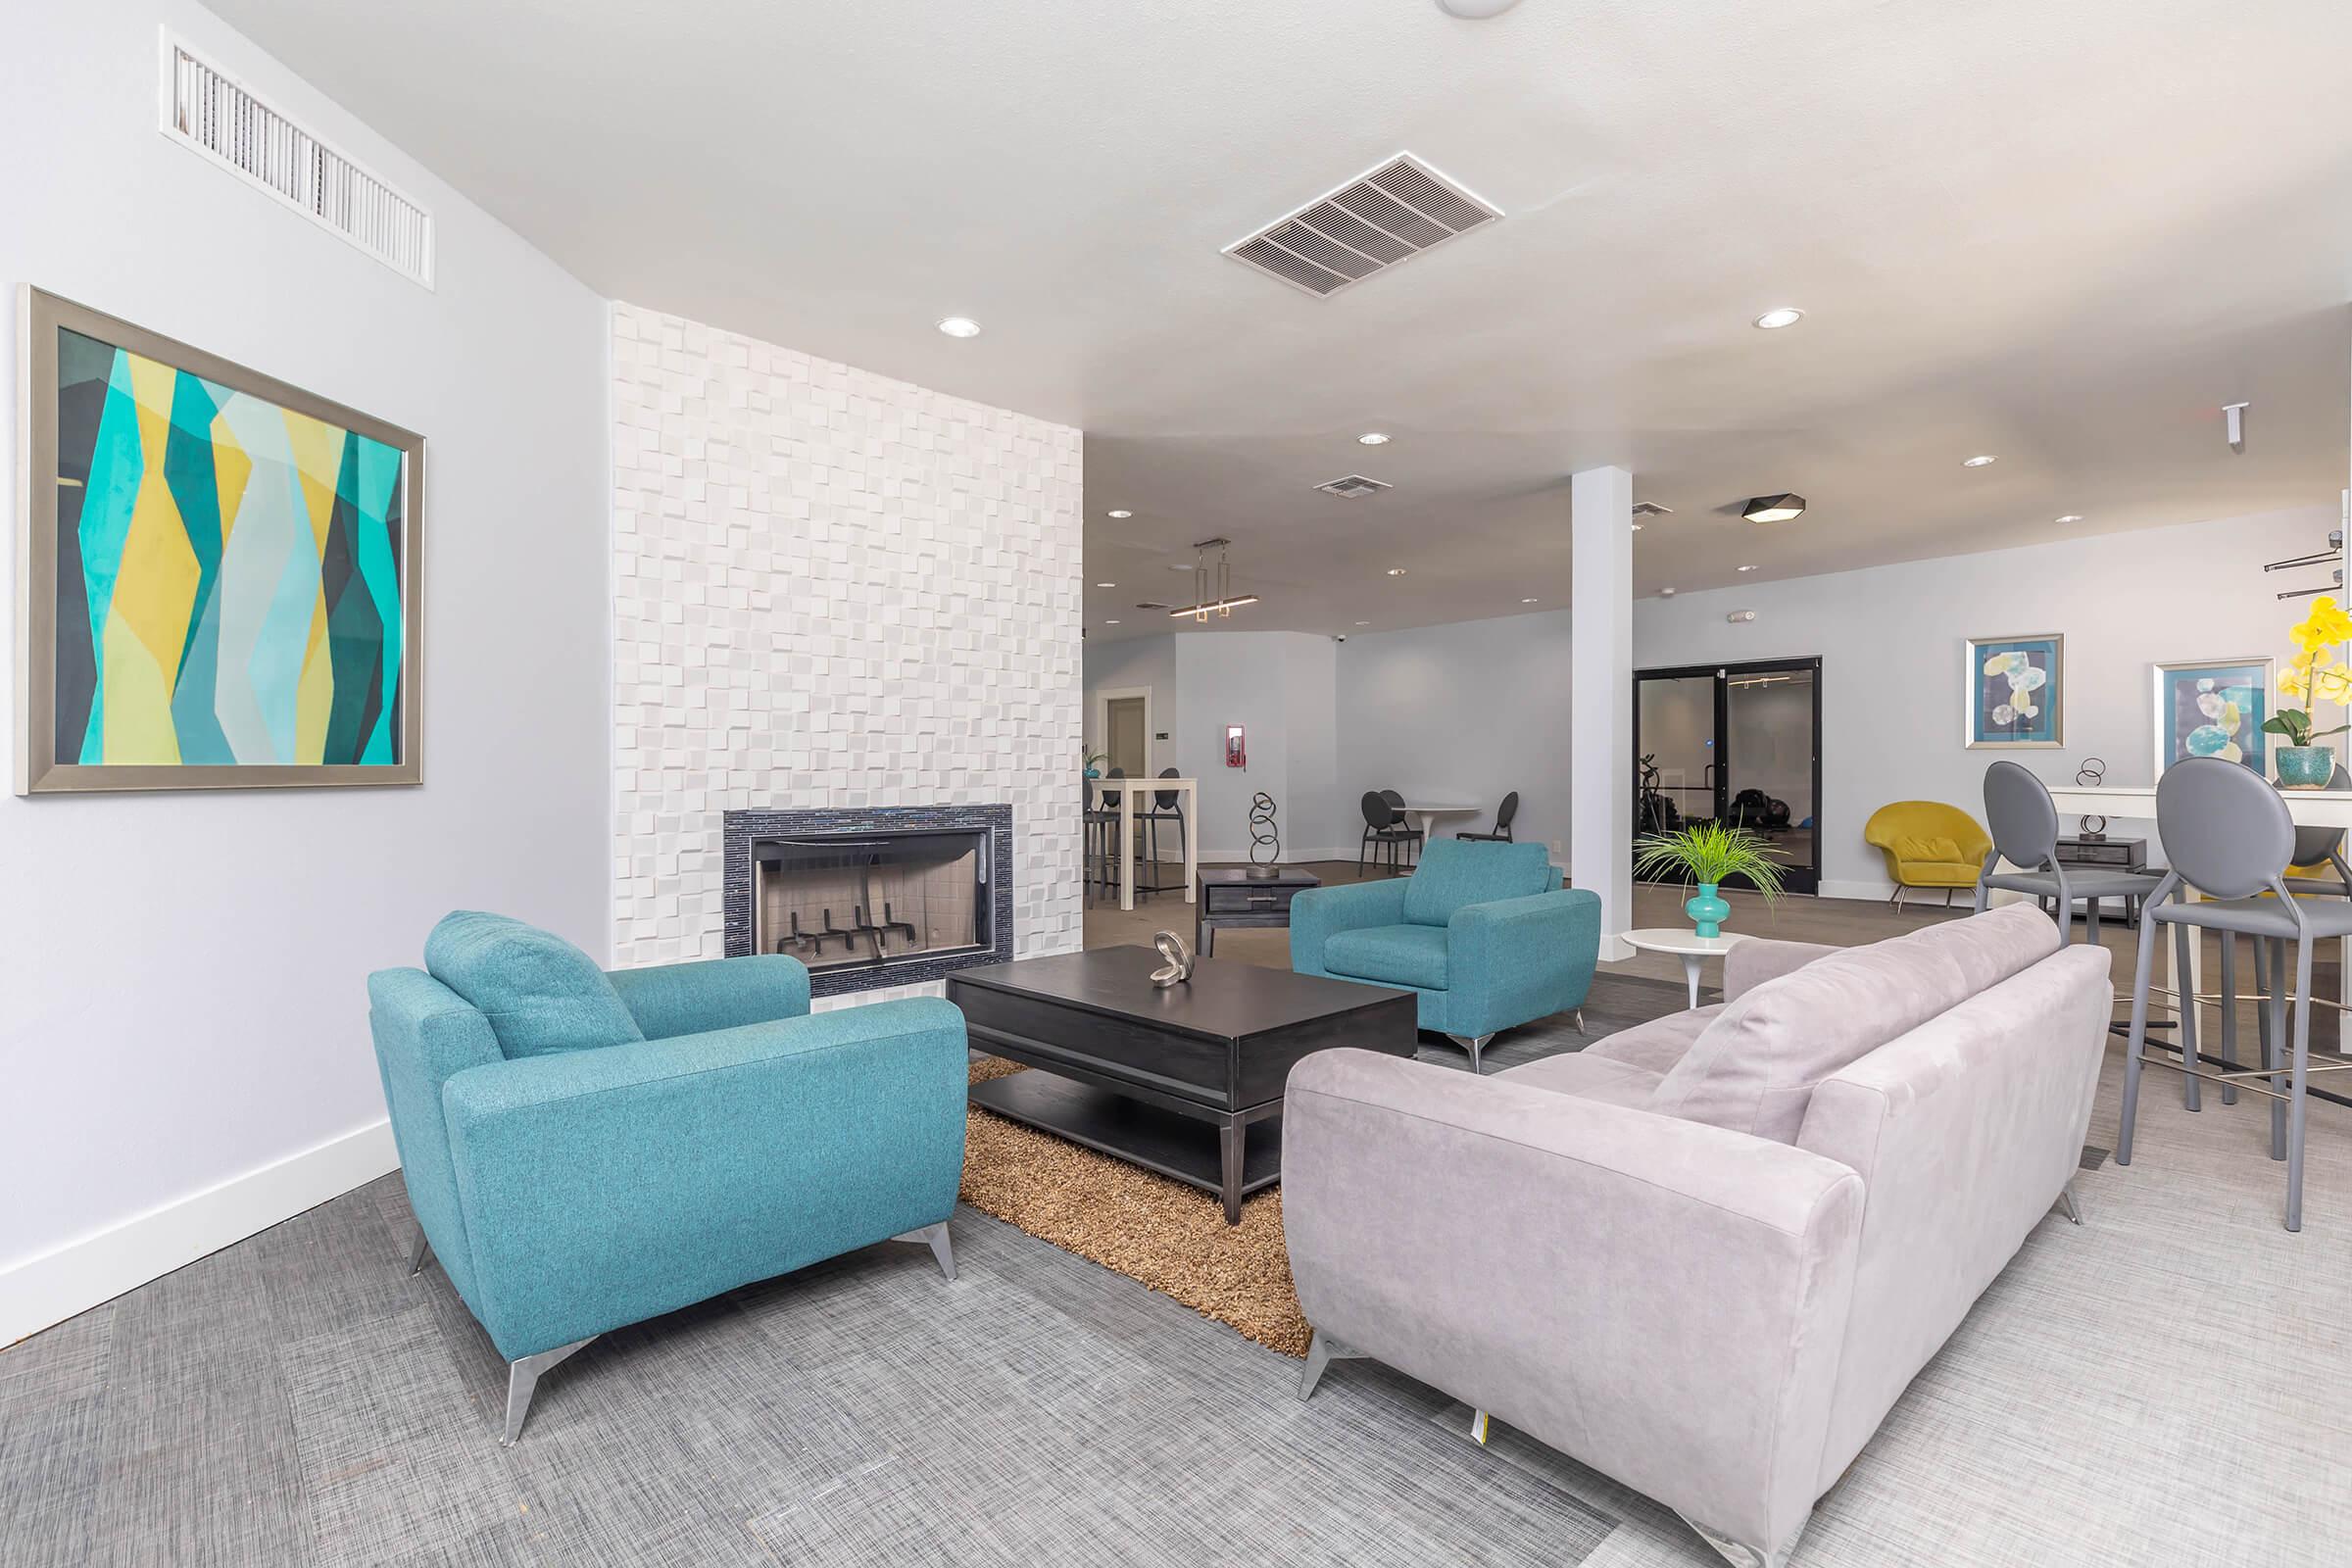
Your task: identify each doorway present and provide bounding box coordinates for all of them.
[1634,657,1822,895]
[1105,697,1149,779]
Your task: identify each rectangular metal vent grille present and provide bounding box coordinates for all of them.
[1225,153,1500,298]
[1632,501,1675,516]
[162,37,435,287]
[1314,474,1393,499]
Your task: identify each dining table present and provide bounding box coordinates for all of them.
[2045,783,2352,1028]
[1087,775,1200,912]
[1394,802,1483,844]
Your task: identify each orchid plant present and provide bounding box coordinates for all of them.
[2266,596,2352,748]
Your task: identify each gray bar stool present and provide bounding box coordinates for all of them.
[1973,761,2164,946]
[2283,762,2352,898]
[2119,757,2352,1232]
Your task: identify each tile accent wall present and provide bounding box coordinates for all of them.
[611,303,1084,1001]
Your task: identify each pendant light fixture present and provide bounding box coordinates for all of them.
[1171,537,1261,619]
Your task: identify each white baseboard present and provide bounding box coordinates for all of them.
[0,1118,399,1348]
[1818,878,1897,903]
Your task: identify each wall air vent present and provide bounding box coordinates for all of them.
[160,33,435,288]
[1314,474,1393,499]
[1225,153,1501,298]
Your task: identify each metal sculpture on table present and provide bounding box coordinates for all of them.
[1151,930,1195,988]
[2075,757,2109,842]
[1246,791,1282,880]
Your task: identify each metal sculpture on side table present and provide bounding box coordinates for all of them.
[1246,792,1282,880]
[2075,757,2109,842]
[1151,930,1195,988]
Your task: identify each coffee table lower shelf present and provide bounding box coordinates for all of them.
[968,1069,1283,1222]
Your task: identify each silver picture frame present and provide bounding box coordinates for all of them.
[1962,633,2064,750]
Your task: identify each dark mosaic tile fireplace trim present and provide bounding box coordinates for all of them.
[722,804,1014,998]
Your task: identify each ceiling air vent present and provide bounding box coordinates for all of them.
[161,34,435,288]
[1132,601,1174,612]
[1225,153,1502,298]
[1632,501,1675,517]
[1314,474,1393,499]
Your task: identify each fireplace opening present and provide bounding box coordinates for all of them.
[752,829,991,976]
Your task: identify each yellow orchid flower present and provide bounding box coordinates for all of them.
[2291,596,2352,652]
[2280,665,2314,703]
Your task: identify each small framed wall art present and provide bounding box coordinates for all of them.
[2151,658,2272,776]
[1963,634,2063,749]
[16,287,423,793]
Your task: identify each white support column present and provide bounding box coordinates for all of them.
[1571,466,1636,961]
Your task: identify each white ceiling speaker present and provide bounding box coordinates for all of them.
[1437,0,1524,15]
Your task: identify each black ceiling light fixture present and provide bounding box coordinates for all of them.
[1741,493,1807,524]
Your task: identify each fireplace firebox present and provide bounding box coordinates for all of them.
[723,806,1014,997]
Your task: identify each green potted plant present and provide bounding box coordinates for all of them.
[1083,748,1108,780]
[2266,596,2352,788]
[1631,821,1788,939]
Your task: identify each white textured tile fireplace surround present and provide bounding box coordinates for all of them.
[610,304,1086,998]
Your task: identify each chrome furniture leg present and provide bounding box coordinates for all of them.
[1680,1510,1804,1568]
[1573,1008,1588,1036]
[1446,1033,1495,1074]
[407,1225,431,1277]
[2057,1183,2084,1225]
[1298,1329,1364,1400]
[891,1221,956,1282]
[503,1335,596,1446]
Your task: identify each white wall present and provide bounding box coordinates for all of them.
[1337,611,1572,858]
[0,1,611,1341]
[1635,505,2340,897]
[1171,630,1348,858]
[611,304,1084,987]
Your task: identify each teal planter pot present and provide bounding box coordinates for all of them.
[2277,747,2333,789]
[1686,882,1731,940]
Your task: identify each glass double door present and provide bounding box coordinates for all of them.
[1634,658,1822,894]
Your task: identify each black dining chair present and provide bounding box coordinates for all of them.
[1090,768,1131,898]
[1457,792,1520,843]
[1359,793,1423,875]
[1137,767,1186,894]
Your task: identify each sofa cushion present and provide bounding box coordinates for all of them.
[1645,902,2059,1144]
[1894,834,1967,864]
[424,910,645,1060]
[1399,838,1558,928]
[1324,924,1449,991]
[1584,1003,1723,1076]
[1495,1051,1664,1108]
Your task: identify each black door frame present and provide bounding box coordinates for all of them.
[1633,656,1824,896]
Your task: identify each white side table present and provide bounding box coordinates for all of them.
[1621,928,1752,1009]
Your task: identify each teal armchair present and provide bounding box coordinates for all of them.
[1291,840,1600,1072]
[369,912,967,1444]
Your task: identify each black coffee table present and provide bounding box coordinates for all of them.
[948,947,1415,1223]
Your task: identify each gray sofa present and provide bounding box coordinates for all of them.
[1282,904,2110,1568]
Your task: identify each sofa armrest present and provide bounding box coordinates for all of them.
[1284,1049,1862,1561]
[442,997,965,1358]
[1290,878,1411,975]
[605,954,811,1039]
[1723,938,1842,1003]
[368,968,504,1304]
[1445,887,1601,1032]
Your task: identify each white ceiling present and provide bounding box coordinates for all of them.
[212,0,2352,643]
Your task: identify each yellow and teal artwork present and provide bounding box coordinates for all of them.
[18,289,422,793]
[2153,659,2272,775]
[1963,634,2063,749]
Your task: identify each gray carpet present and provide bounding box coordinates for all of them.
[4,971,2349,1566]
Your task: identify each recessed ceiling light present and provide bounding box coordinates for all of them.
[1753,307,1804,330]
[1356,431,1391,446]
[1106,509,1133,518]
[935,316,981,338]
[2056,514,2084,523]
[1096,581,1116,588]
[1386,567,1406,576]
[1962,454,1997,467]
[1105,619,1120,625]
[1660,587,1677,597]
[1737,564,1758,572]
[1741,493,1806,523]
[1355,620,1370,626]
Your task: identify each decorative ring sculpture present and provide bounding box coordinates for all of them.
[1246,791,1281,879]
[1151,930,1195,988]
[2076,757,2108,841]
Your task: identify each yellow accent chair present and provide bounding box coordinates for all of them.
[1864,802,1994,911]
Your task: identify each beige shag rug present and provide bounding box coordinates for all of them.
[961,1055,1310,1356]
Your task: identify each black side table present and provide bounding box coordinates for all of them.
[1196,867,1321,956]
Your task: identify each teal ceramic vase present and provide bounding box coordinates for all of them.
[1686,882,1731,940]
[1084,766,1102,780]
[2277,746,2332,789]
